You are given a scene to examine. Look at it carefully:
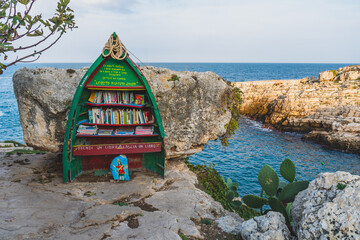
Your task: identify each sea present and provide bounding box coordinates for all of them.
[1,62,359,196]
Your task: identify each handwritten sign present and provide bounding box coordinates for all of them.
[73,142,162,156]
[87,58,143,88]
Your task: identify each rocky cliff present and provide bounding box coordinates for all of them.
[234,65,360,154]
[13,66,232,159]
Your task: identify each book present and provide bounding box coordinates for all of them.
[88,110,93,123]
[134,94,144,105]
[77,125,98,135]
[97,128,113,136]
[88,91,96,103]
[135,126,154,135]
[114,127,134,135]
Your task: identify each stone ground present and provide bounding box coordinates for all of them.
[0,151,241,240]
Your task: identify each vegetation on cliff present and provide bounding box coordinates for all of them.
[220,82,243,146]
[185,159,260,220]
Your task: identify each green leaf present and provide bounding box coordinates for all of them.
[280,158,296,182]
[258,164,279,197]
[242,194,268,208]
[226,191,235,203]
[285,202,292,220]
[226,178,232,186]
[268,197,290,226]
[230,182,239,192]
[18,0,30,5]
[278,181,309,202]
[230,200,242,209]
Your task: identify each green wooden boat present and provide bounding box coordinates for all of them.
[62,33,165,183]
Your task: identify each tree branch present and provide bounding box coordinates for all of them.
[5,32,63,69]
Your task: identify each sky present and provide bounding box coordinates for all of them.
[15,0,360,63]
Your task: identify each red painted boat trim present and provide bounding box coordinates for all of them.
[86,102,146,108]
[86,86,146,90]
[73,142,162,156]
[76,134,158,138]
[84,56,109,87]
[82,123,153,127]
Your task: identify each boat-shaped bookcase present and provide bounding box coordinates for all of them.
[62,33,165,183]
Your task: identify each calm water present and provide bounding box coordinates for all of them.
[1,62,359,196]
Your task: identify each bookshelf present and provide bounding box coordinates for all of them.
[62,36,166,183]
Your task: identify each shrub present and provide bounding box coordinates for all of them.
[167,74,180,82]
[185,159,260,220]
[242,158,309,226]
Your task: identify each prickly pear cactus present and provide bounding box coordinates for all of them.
[258,164,279,197]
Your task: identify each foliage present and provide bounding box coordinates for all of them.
[336,182,346,190]
[113,201,128,207]
[329,70,337,77]
[84,191,96,196]
[0,0,76,74]
[167,74,180,82]
[5,149,46,155]
[221,176,242,211]
[2,140,26,147]
[185,159,260,220]
[242,158,309,227]
[220,84,243,146]
[179,233,188,240]
[201,218,212,225]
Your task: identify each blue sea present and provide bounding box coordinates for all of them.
[1,62,359,196]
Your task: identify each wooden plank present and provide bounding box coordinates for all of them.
[86,58,144,88]
[87,86,145,90]
[62,55,106,183]
[73,142,162,156]
[85,102,146,108]
[76,134,158,138]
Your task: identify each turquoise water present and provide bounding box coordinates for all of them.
[1,62,359,196]
[189,117,360,196]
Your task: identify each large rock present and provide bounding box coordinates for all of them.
[13,66,232,158]
[292,171,360,239]
[0,152,238,239]
[240,211,291,240]
[13,68,86,152]
[234,64,360,154]
[319,70,336,81]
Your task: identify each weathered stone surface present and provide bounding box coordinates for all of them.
[292,171,360,239]
[235,65,360,154]
[13,68,87,152]
[13,66,232,159]
[319,70,335,81]
[0,153,236,239]
[140,66,232,158]
[215,212,244,235]
[240,211,291,240]
[71,205,142,229]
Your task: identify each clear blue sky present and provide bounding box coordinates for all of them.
[27,0,360,63]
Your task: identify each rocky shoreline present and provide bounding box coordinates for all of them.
[234,65,360,154]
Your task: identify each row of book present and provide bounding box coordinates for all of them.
[88,91,145,105]
[77,125,155,136]
[88,108,152,125]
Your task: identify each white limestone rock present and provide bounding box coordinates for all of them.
[292,171,360,239]
[319,70,335,81]
[12,66,232,159]
[216,212,244,235]
[240,211,291,240]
